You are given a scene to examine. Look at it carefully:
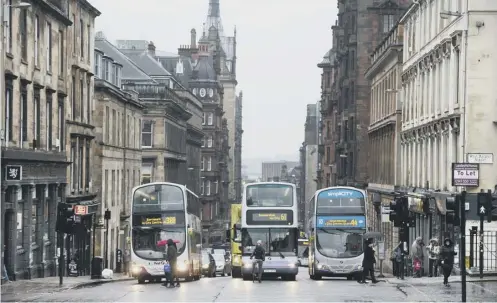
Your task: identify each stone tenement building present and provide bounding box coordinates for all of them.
[320,0,410,187]
[1,0,100,281]
[93,48,144,269]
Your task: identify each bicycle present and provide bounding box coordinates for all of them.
[251,258,263,283]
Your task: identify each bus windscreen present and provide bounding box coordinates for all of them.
[316,188,365,215]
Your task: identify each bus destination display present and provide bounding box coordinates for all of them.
[246,210,293,225]
[133,213,183,226]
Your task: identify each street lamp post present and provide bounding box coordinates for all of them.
[0,0,31,280]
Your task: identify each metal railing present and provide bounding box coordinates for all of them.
[467,230,497,273]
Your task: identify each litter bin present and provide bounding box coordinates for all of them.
[91,257,103,279]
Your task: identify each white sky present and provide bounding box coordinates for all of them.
[88,0,338,168]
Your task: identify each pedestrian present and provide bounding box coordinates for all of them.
[439,238,457,287]
[393,242,405,280]
[358,238,378,284]
[411,237,424,277]
[163,261,172,287]
[425,238,440,277]
[166,239,180,287]
[124,248,131,277]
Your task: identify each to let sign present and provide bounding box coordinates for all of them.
[5,165,22,181]
[452,163,479,187]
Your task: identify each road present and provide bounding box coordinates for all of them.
[4,273,497,302]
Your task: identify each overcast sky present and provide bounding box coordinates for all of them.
[88,0,337,167]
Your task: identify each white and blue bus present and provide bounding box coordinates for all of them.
[308,186,367,280]
[240,182,299,281]
[130,182,202,283]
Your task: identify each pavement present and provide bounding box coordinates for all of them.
[1,273,134,302]
[2,269,497,302]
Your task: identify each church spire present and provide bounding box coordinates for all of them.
[208,0,220,17]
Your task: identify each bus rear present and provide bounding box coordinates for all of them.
[240,182,299,281]
[309,186,367,280]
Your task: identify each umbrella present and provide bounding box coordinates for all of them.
[362,231,383,239]
[156,239,180,247]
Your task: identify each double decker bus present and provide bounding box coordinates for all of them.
[240,182,299,281]
[308,186,367,280]
[130,182,202,284]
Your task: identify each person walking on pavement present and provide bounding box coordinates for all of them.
[411,237,424,277]
[440,238,457,287]
[165,239,180,288]
[358,238,378,284]
[393,242,405,280]
[426,238,440,277]
[123,248,131,277]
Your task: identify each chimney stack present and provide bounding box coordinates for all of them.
[191,28,197,48]
[148,41,156,56]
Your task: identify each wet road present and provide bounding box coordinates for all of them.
[6,273,497,302]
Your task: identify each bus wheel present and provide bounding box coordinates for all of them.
[137,279,145,284]
[310,274,322,280]
[287,275,296,281]
[242,274,251,281]
[347,276,352,280]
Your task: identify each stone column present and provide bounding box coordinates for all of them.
[22,185,34,279]
[5,186,18,280]
[36,185,46,277]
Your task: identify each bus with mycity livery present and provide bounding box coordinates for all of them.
[308,186,367,281]
[240,182,299,281]
[130,182,202,284]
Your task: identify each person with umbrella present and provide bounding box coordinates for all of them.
[164,239,180,288]
[358,238,378,284]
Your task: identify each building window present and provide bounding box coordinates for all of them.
[141,120,153,148]
[70,139,77,191]
[71,76,76,119]
[200,180,204,195]
[87,80,91,124]
[20,83,28,145]
[141,164,153,184]
[80,19,84,58]
[72,14,76,53]
[201,137,205,147]
[33,89,41,147]
[20,9,27,60]
[207,113,213,125]
[85,141,90,191]
[80,76,84,122]
[94,53,101,77]
[59,30,64,76]
[207,157,212,171]
[207,135,213,147]
[46,22,52,72]
[16,205,23,248]
[5,79,13,142]
[104,106,109,143]
[34,15,40,66]
[6,0,12,52]
[201,157,205,171]
[202,113,206,125]
[87,24,91,63]
[79,143,84,190]
[206,181,211,195]
[57,95,64,151]
[383,14,395,33]
[105,60,111,81]
[214,180,219,194]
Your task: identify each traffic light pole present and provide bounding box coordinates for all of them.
[58,231,64,286]
[479,209,484,279]
[459,191,467,303]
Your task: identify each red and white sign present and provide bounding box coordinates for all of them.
[74,205,88,215]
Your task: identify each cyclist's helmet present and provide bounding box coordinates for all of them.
[257,240,262,246]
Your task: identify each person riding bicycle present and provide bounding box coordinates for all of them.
[250,240,266,283]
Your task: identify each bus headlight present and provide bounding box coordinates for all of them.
[202,264,209,269]
[288,263,296,268]
[356,265,362,271]
[243,263,252,269]
[177,261,188,272]
[131,265,142,275]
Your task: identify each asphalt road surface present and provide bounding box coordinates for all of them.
[6,274,497,302]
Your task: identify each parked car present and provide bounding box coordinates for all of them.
[212,252,231,276]
[202,252,216,277]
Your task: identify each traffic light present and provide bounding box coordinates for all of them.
[491,194,497,222]
[389,196,409,227]
[56,203,75,234]
[478,192,497,222]
[446,196,460,226]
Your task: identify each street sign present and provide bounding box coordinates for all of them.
[467,153,493,164]
[451,163,479,187]
[74,205,88,215]
[5,165,22,181]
